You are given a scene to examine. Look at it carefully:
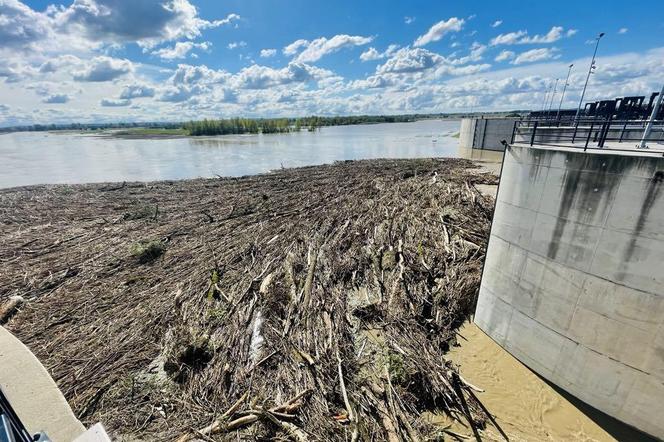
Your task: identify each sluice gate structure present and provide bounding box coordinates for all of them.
[469,96,664,439]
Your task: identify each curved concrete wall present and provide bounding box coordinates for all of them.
[475,145,664,439]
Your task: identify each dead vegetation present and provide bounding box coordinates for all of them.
[0,158,500,441]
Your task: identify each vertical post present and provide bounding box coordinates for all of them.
[530,120,538,146]
[572,120,579,143]
[510,120,517,144]
[557,64,574,121]
[599,115,613,148]
[548,78,559,119]
[619,122,627,143]
[638,83,664,149]
[575,33,605,121]
[585,122,594,151]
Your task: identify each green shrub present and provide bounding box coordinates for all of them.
[130,240,165,263]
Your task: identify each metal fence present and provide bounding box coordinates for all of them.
[510,117,664,155]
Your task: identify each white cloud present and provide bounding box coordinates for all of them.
[491,20,503,28]
[618,28,628,34]
[152,41,210,60]
[359,45,399,62]
[232,62,336,89]
[490,30,527,45]
[43,94,69,104]
[120,84,155,99]
[283,39,309,56]
[495,50,515,62]
[376,48,444,74]
[54,1,240,49]
[512,48,560,65]
[100,98,131,107]
[404,16,415,25]
[170,64,230,86]
[38,55,82,73]
[520,26,564,44]
[72,56,134,81]
[260,48,277,58]
[490,26,574,46]
[286,35,373,63]
[0,0,54,50]
[227,41,247,50]
[413,17,465,47]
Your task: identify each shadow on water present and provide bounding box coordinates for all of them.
[530,369,659,442]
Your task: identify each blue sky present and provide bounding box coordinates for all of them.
[1,0,663,126]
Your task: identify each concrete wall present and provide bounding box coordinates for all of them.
[459,118,517,152]
[475,145,664,439]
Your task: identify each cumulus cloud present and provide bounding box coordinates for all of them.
[38,55,82,73]
[489,30,527,46]
[512,48,560,64]
[120,84,156,99]
[100,98,131,107]
[43,94,69,104]
[413,17,465,47]
[260,49,277,58]
[490,26,574,46]
[72,56,133,81]
[54,1,240,48]
[491,20,503,28]
[285,35,373,63]
[0,0,53,50]
[618,27,628,34]
[376,48,444,74]
[359,45,399,62]
[232,62,336,89]
[157,85,199,102]
[152,41,210,60]
[282,39,309,56]
[170,64,229,86]
[495,50,515,62]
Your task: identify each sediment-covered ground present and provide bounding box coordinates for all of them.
[0,158,499,441]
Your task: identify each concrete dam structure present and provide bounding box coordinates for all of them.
[475,144,664,439]
[458,118,515,161]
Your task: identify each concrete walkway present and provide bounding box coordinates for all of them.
[0,326,85,442]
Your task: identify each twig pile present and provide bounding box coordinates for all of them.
[0,158,500,441]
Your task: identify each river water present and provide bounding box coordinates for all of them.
[0,119,460,188]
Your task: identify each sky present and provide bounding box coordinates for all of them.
[1,0,663,127]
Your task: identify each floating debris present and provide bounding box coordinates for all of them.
[0,158,501,441]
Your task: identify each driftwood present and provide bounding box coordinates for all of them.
[0,158,499,440]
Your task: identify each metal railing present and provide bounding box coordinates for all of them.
[510,117,664,155]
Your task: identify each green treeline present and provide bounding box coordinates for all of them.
[183,118,291,135]
[182,115,423,136]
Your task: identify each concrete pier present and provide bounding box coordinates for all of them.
[458,118,516,161]
[475,144,664,439]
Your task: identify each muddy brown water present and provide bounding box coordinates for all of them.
[447,322,655,441]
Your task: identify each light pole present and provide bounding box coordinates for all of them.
[547,78,559,118]
[541,83,551,114]
[556,64,573,120]
[638,83,664,149]
[575,32,605,121]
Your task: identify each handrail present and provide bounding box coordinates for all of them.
[511,117,664,155]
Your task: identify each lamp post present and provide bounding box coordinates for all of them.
[541,84,551,114]
[556,64,573,120]
[638,83,664,149]
[547,78,559,118]
[575,32,605,121]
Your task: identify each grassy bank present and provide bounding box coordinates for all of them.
[0,159,499,441]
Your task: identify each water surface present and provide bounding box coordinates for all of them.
[0,119,460,188]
